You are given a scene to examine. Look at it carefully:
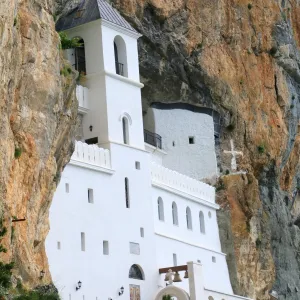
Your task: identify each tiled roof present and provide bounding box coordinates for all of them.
[56,0,137,33]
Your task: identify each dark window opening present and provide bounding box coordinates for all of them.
[125,178,130,208]
[74,39,86,74]
[122,117,129,144]
[85,137,98,145]
[189,136,195,144]
[129,264,144,280]
[114,42,124,76]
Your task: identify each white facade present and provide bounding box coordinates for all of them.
[46,3,252,300]
[144,107,218,180]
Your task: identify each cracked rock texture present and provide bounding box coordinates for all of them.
[0,0,77,288]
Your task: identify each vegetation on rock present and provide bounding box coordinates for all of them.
[59,32,82,50]
[0,221,13,298]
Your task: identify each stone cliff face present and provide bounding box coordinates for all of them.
[109,1,300,299]
[0,0,77,287]
[4,0,300,298]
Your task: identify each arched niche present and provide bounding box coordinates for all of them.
[158,197,165,221]
[154,286,190,300]
[172,201,179,225]
[114,35,128,77]
[186,206,192,230]
[199,211,206,234]
[129,264,144,280]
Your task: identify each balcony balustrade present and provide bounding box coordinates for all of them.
[144,129,162,149]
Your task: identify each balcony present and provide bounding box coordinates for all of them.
[76,85,89,114]
[115,61,124,76]
[71,141,112,172]
[144,129,162,149]
[151,162,215,204]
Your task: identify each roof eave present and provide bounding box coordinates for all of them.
[100,19,142,39]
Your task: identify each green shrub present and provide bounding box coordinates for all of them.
[60,66,72,77]
[225,170,230,175]
[216,182,225,192]
[226,123,235,132]
[290,104,294,109]
[0,221,14,296]
[292,95,295,100]
[59,32,82,50]
[248,3,252,9]
[53,172,61,183]
[14,148,22,159]
[14,291,60,300]
[257,145,265,154]
[162,296,172,300]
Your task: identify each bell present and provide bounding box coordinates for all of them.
[173,271,182,282]
[184,270,189,279]
[164,269,173,281]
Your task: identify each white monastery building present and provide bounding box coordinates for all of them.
[46,1,252,300]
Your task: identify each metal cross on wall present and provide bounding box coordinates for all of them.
[223,139,243,172]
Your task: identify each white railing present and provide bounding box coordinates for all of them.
[76,85,89,112]
[71,141,111,169]
[151,162,215,203]
[204,289,252,300]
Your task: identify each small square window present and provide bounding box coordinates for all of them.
[130,242,140,255]
[212,256,216,263]
[189,136,195,144]
[140,227,144,238]
[88,189,94,203]
[65,183,69,193]
[103,240,109,255]
[135,161,141,170]
[57,241,61,250]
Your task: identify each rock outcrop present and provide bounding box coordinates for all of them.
[0,0,77,287]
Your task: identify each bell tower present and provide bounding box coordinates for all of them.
[56,0,145,149]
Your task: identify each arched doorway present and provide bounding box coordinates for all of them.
[129,265,144,300]
[154,286,190,300]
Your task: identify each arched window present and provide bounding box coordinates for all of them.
[157,197,164,221]
[74,38,86,74]
[199,211,205,234]
[186,207,192,230]
[129,264,144,280]
[122,117,129,144]
[172,202,178,226]
[125,177,130,208]
[114,36,127,77]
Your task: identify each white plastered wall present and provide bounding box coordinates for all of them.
[46,144,158,300]
[144,107,218,180]
[152,186,233,295]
